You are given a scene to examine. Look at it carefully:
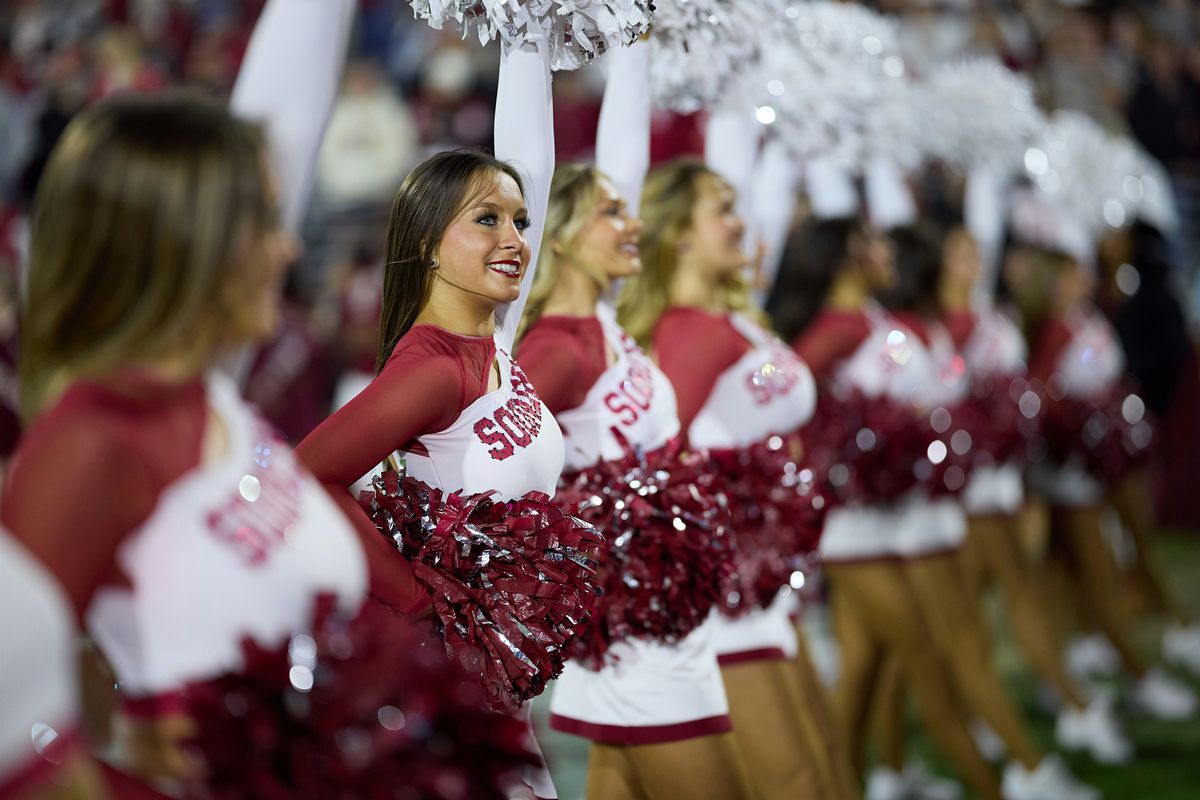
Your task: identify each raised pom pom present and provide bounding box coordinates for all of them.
[184,597,538,799]
[745,1,917,167]
[556,440,737,667]
[1025,111,1174,236]
[360,470,605,711]
[650,0,773,113]
[410,0,655,70]
[916,57,1043,175]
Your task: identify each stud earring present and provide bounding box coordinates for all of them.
[429,256,440,270]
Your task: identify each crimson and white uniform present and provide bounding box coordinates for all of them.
[798,305,966,562]
[1027,309,1126,508]
[519,304,733,744]
[549,306,679,472]
[947,308,1028,516]
[0,534,81,798]
[401,334,564,498]
[1,369,380,796]
[655,307,816,664]
[298,37,562,799]
[90,376,368,700]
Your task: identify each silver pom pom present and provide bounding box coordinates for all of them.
[409,0,654,71]
[915,56,1044,175]
[1025,111,1176,235]
[650,0,783,114]
[741,1,916,168]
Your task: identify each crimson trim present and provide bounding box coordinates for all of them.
[120,691,188,719]
[548,713,732,745]
[716,647,789,665]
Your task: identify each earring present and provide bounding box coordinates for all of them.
[429,256,439,271]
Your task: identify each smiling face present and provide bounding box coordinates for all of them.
[569,175,643,281]
[432,169,531,305]
[679,174,747,280]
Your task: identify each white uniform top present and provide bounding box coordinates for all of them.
[557,305,680,472]
[1052,310,1125,399]
[0,533,77,784]
[833,305,939,406]
[688,314,817,450]
[963,308,1027,379]
[400,337,566,500]
[87,374,368,698]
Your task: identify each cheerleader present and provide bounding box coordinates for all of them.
[1097,220,1200,676]
[0,1,407,791]
[773,216,1000,800]
[509,43,754,800]
[928,221,1132,763]
[1006,198,1198,722]
[295,36,565,800]
[0,533,107,800]
[866,224,1098,800]
[614,158,832,800]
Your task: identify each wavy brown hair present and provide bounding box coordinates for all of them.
[22,91,272,416]
[376,149,524,372]
[616,159,718,345]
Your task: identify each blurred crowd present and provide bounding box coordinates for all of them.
[0,0,1197,498]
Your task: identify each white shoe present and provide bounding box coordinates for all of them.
[1130,667,1199,720]
[1066,634,1121,680]
[1001,754,1100,800]
[1163,622,1200,677]
[1056,693,1134,764]
[866,766,908,800]
[902,761,962,800]
[969,718,1007,763]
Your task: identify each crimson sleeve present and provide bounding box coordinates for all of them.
[515,329,590,415]
[1028,318,1075,384]
[295,354,464,492]
[320,485,431,617]
[793,315,869,385]
[653,312,747,435]
[942,311,976,350]
[1,417,158,620]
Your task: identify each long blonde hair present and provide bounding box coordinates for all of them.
[616,160,716,345]
[516,163,606,341]
[21,92,273,416]
[616,159,769,344]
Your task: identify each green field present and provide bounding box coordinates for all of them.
[535,530,1200,800]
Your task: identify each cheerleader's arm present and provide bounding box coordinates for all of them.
[230,0,357,235]
[493,38,555,349]
[596,39,652,217]
[749,139,799,298]
[704,104,760,224]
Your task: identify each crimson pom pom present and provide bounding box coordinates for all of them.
[1041,382,1154,484]
[711,434,829,615]
[555,440,737,667]
[359,471,605,712]
[953,373,1044,467]
[183,597,538,800]
[805,389,979,504]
